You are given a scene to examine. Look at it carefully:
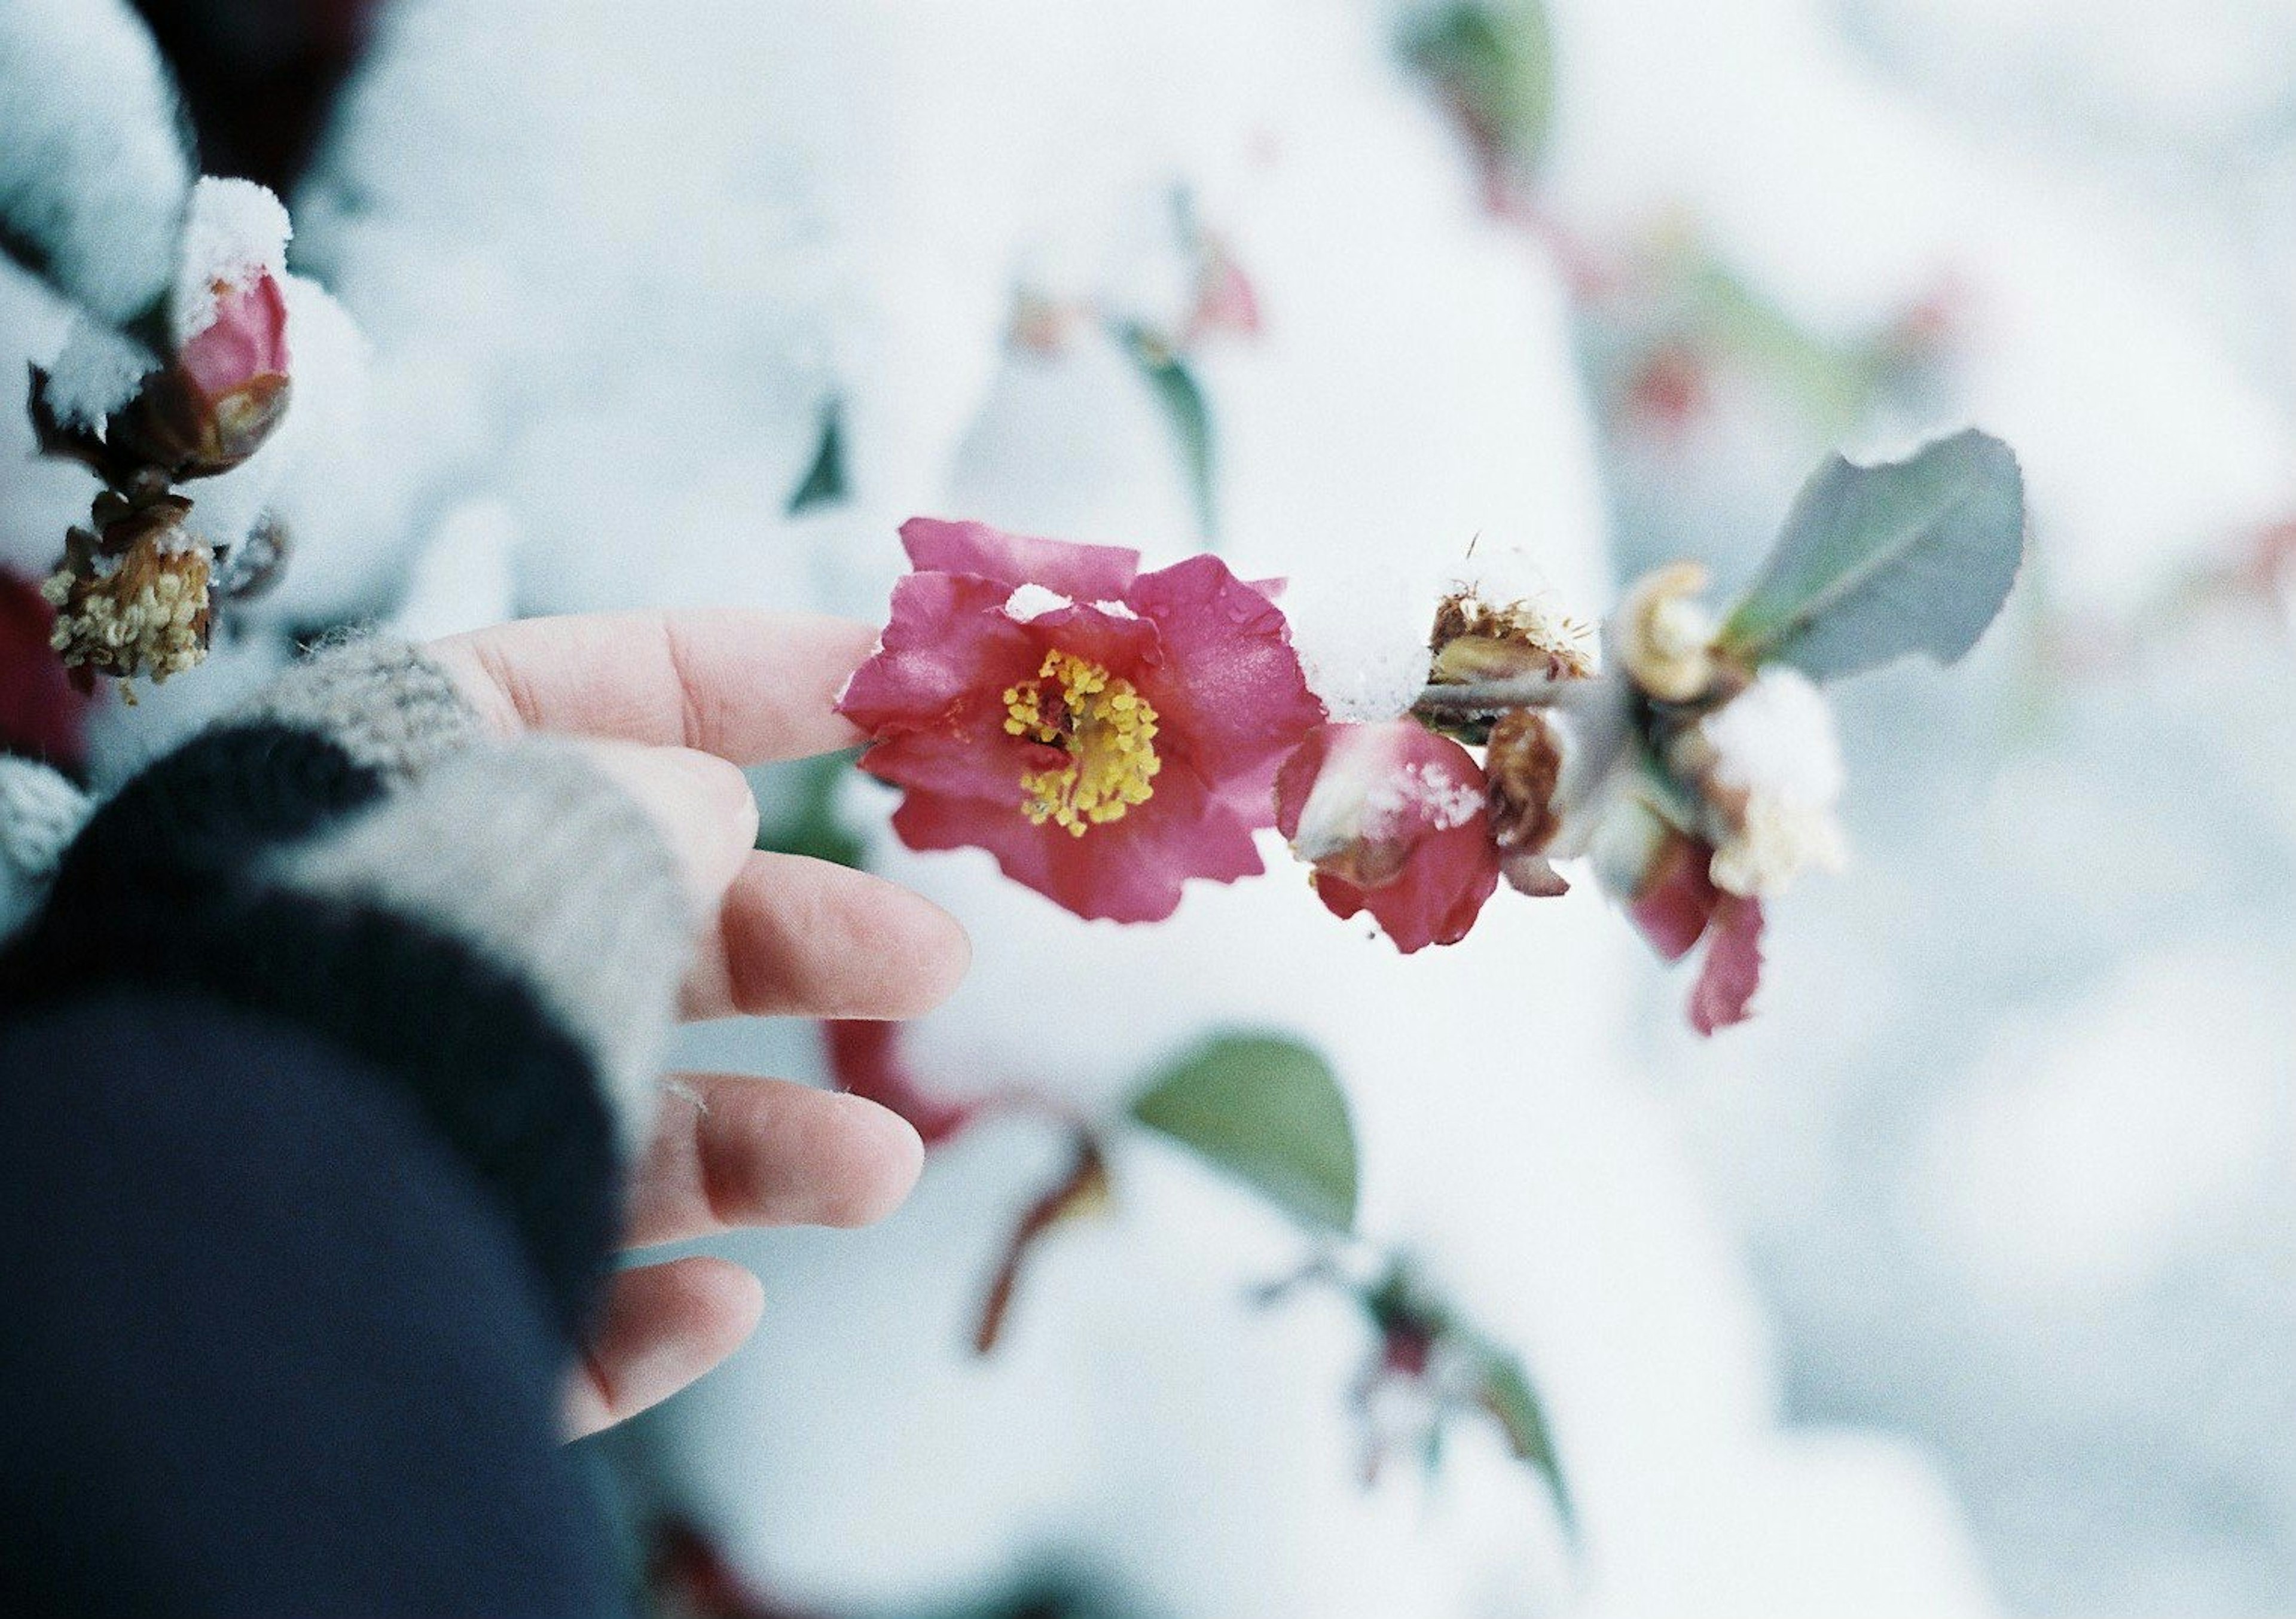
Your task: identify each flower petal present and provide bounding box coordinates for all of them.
[837,572,1040,736]
[1124,552,1325,819]
[1689,893,1764,1035]
[899,517,1140,600]
[890,761,1262,923]
[1308,838,1499,954]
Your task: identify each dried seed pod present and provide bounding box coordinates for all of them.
[1428,583,1598,683]
[44,497,213,693]
[1483,708,1571,897]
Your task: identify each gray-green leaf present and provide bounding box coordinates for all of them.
[1470,1341,1574,1533]
[1720,427,2026,681]
[1128,1034,1357,1232]
[1119,324,1219,544]
[1402,1,1557,175]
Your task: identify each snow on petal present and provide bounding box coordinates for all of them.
[169,177,292,348]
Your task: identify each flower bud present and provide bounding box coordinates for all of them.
[1615,561,1718,703]
[111,267,292,479]
[1483,708,1570,897]
[1275,719,1500,952]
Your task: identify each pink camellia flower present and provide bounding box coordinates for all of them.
[1610,817,1765,1035]
[838,518,1326,922]
[1274,720,1501,954]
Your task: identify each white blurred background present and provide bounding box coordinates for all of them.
[7,2,2296,1614]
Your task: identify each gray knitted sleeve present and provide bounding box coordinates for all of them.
[268,738,694,1150]
[230,634,486,787]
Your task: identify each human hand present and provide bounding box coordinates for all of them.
[425,610,970,1437]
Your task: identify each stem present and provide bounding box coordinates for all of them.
[1410,670,1596,716]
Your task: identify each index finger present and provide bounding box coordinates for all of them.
[427,609,878,764]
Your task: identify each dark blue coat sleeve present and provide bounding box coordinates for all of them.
[0,990,630,1618]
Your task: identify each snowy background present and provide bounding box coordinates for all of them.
[8,1,2296,1614]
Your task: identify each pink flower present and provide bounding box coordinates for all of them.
[1275,720,1501,954]
[0,567,91,771]
[1618,824,1764,1035]
[839,518,1326,922]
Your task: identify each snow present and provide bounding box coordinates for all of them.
[11,0,2296,1611]
[0,0,189,328]
[1697,668,1846,809]
[168,178,291,344]
[41,316,149,426]
[1001,582,1073,622]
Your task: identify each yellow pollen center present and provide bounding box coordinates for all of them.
[1000,650,1162,836]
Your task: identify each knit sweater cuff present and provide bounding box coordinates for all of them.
[272,740,694,1154]
[227,634,486,789]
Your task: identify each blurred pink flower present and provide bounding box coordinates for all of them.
[1275,720,1500,954]
[839,518,1324,922]
[0,567,91,771]
[1619,823,1764,1035]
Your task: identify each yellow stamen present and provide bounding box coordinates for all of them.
[1003,649,1162,836]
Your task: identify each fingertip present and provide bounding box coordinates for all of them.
[819,1092,926,1228]
[891,895,973,1019]
[688,1254,767,1337]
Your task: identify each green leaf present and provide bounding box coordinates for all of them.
[1403,1,1557,175]
[1720,427,2026,682]
[786,401,847,514]
[1469,1340,1574,1534]
[753,749,866,867]
[1119,323,1219,544]
[1128,1034,1357,1232]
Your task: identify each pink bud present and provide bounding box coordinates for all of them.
[114,268,292,479]
[180,268,291,406]
[1276,720,1501,954]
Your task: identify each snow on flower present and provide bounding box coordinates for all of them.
[1675,666,1847,897]
[1275,720,1501,953]
[114,180,295,481]
[838,518,1326,922]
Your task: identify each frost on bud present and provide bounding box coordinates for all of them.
[1615,561,1719,703]
[1275,719,1500,953]
[1672,666,1846,897]
[42,491,212,695]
